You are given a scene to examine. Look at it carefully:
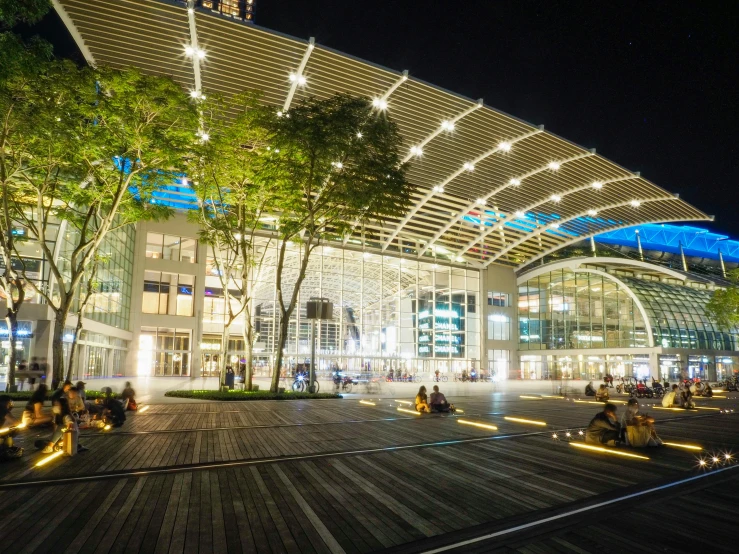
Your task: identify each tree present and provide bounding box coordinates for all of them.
[706,269,739,330]
[191,93,278,390]
[10,65,198,386]
[0,29,54,390]
[265,94,412,393]
[0,0,50,28]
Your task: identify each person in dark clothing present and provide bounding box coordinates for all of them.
[22,384,52,427]
[101,387,126,427]
[120,382,137,410]
[429,385,455,413]
[51,380,73,403]
[225,368,235,390]
[585,403,621,446]
[584,381,596,396]
[0,395,23,460]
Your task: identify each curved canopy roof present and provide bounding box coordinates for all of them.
[56,0,710,268]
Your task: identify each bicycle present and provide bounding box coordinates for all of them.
[292,372,320,393]
[432,374,449,383]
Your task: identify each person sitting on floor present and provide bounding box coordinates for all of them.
[703,383,713,398]
[51,380,73,403]
[101,387,126,427]
[679,383,695,409]
[584,381,596,396]
[120,382,137,411]
[585,403,621,446]
[38,397,87,453]
[595,384,610,402]
[415,386,431,413]
[429,385,455,413]
[0,395,23,461]
[22,384,52,427]
[662,384,679,407]
[620,398,662,447]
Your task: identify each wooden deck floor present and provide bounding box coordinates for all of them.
[1,393,737,553]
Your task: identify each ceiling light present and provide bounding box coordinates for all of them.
[356,132,363,139]
[455,256,464,262]
[290,73,307,85]
[509,178,521,186]
[498,141,511,152]
[200,132,209,142]
[463,162,475,172]
[197,49,206,59]
[551,194,561,202]
[550,222,560,229]
[184,45,195,56]
[276,111,283,117]
[587,209,598,216]
[592,181,603,189]
[476,198,485,206]
[372,98,388,110]
[410,145,423,157]
[515,211,525,217]
[190,90,199,98]
[332,161,343,169]
[441,120,455,132]
[630,200,641,207]
[433,185,445,193]
[548,161,561,171]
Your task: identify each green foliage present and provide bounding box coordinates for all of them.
[163,390,342,401]
[706,269,739,330]
[5,389,117,401]
[0,0,50,28]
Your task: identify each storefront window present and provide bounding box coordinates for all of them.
[138,327,191,376]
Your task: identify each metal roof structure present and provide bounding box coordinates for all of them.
[55,0,711,268]
[595,224,739,264]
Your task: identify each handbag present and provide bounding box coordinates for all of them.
[626,425,651,447]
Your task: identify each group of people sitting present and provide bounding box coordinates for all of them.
[586,399,663,448]
[584,381,611,402]
[414,385,456,413]
[0,381,137,460]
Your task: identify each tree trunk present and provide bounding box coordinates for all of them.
[271,316,290,393]
[50,311,66,389]
[219,323,229,388]
[243,303,254,392]
[4,310,18,390]
[66,316,84,382]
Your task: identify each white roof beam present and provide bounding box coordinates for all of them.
[401,99,483,164]
[383,126,543,251]
[470,173,642,263]
[417,148,594,257]
[282,37,315,113]
[186,0,203,92]
[510,196,684,269]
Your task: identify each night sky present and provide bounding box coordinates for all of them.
[29,1,739,236]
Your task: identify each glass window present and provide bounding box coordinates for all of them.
[488,314,510,340]
[142,272,194,316]
[162,235,180,261]
[146,232,164,258]
[488,291,509,307]
[180,238,197,263]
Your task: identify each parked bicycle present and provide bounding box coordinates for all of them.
[292,371,320,393]
[332,372,354,393]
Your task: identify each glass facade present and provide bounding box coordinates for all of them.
[58,222,135,331]
[518,269,648,351]
[202,241,481,375]
[138,327,191,376]
[621,277,739,350]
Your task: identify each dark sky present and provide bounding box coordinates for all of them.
[32,0,739,236]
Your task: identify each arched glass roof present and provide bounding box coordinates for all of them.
[56,0,710,268]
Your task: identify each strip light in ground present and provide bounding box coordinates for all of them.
[458,419,498,431]
[35,451,64,467]
[570,442,650,460]
[138,406,150,413]
[394,400,412,405]
[359,400,376,406]
[519,395,542,400]
[662,442,702,451]
[397,407,421,416]
[504,416,546,426]
[0,422,25,434]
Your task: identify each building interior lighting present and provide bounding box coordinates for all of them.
[548,161,561,170]
[463,162,475,172]
[592,181,603,189]
[441,120,455,131]
[551,194,562,202]
[410,146,423,157]
[630,200,641,207]
[498,141,512,152]
[509,178,521,186]
[570,442,650,460]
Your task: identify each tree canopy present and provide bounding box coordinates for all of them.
[706,269,739,330]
